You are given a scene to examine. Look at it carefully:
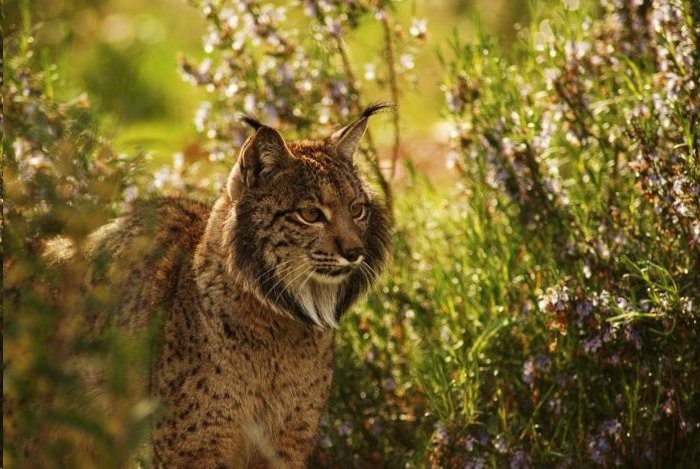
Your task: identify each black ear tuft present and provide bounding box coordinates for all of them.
[331,102,394,161]
[240,114,265,131]
[360,102,395,120]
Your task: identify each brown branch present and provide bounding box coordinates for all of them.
[380,9,402,180]
[334,30,392,207]
[308,0,393,210]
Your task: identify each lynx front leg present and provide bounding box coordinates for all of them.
[264,410,323,468]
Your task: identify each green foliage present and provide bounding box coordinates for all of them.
[83,43,172,122]
[317,0,700,466]
[3,23,157,466]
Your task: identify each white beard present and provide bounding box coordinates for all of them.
[294,280,340,329]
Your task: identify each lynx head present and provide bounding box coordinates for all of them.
[222,104,393,329]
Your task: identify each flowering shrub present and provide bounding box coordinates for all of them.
[313,0,699,465]
[179,0,426,200]
[2,25,160,465]
[408,0,699,465]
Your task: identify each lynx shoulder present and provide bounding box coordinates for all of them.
[78,104,392,467]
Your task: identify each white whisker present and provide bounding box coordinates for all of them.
[252,258,297,286]
[361,261,379,281]
[358,263,372,286]
[360,262,382,294]
[256,257,308,307]
[268,261,309,301]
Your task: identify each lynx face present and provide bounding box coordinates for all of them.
[224,105,392,328]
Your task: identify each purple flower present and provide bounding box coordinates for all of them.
[523,358,536,384]
[434,423,449,445]
[583,336,602,354]
[599,419,621,439]
[494,434,508,453]
[465,457,486,469]
[576,299,594,318]
[510,449,528,469]
[464,435,477,452]
[318,434,332,448]
[587,435,610,464]
[337,420,352,436]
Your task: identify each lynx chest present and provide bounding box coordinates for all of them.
[151,273,335,465]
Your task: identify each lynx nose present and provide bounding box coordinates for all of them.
[343,246,365,263]
[336,236,365,264]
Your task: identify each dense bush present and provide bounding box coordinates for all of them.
[178,0,426,202]
[320,0,700,466]
[2,25,158,465]
[4,0,700,467]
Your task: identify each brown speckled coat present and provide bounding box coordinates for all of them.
[137,196,335,467]
[81,105,392,467]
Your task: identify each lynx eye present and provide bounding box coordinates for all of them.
[297,207,325,224]
[349,202,367,220]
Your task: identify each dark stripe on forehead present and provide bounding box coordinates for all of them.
[287,140,366,200]
[263,208,297,229]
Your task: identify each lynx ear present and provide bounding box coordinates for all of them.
[331,103,393,161]
[227,116,291,200]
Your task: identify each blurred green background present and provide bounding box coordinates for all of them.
[7,0,534,171]
[6,0,207,156]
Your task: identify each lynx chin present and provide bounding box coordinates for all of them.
[48,104,392,467]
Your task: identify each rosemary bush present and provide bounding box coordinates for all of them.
[3,29,156,465]
[324,0,700,465]
[178,0,425,201]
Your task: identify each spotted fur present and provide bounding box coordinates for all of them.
[62,107,392,467]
